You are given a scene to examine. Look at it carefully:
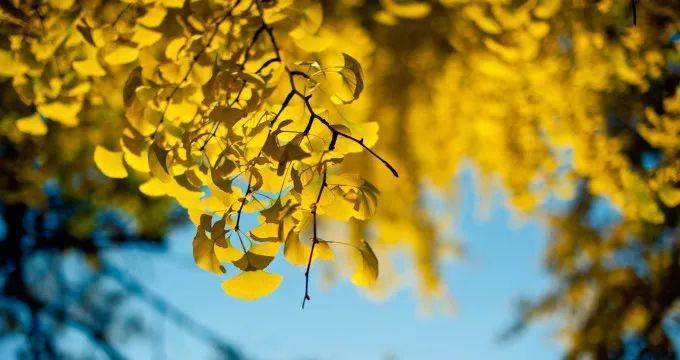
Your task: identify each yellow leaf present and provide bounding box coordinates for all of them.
[16,113,47,136]
[351,239,379,287]
[161,0,184,8]
[283,230,309,266]
[94,146,128,178]
[193,229,225,274]
[148,142,172,183]
[48,0,75,10]
[38,101,82,126]
[123,149,150,173]
[104,46,139,65]
[314,241,334,261]
[0,50,27,77]
[250,222,280,242]
[73,58,106,77]
[380,0,431,19]
[215,245,242,262]
[139,178,166,197]
[534,0,562,19]
[137,5,167,28]
[131,26,163,47]
[659,186,680,207]
[221,271,283,300]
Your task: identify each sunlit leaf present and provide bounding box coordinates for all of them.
[221,271,283,300]
[94,146,128,178]
[15,113,47,136]
[350,239,378,287]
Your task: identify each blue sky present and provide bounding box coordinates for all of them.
[106,170,563,359]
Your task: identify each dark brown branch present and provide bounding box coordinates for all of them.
[270,91,294,127]
[239,24,266,70]
[234,173,253,231]
[253,0,282,74]
[302,169,327,309]
[285,68,399,178]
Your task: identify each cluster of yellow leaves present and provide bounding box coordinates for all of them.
[1,0,392,301]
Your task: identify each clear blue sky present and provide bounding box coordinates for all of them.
[107,170,563,359]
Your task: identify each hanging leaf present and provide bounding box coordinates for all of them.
[148,142,172,183]
[192,215,228,274]
[221,271,283,300]
[350,239,379,287]
[328,53,365,104]
[94,146,128,178]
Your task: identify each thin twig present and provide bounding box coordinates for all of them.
[302,168,327,309]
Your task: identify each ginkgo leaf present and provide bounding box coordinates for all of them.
[210,107,245,126]
[261,199,298,224]
[0,50,27,77]
[137,5,167,27]
[215,245,242,262]
[351,239,379,287]
[314,240,334,261]
[73,58,106,77]
[283,230,333,265]
[659,186,680,207]
[123,67,143,107]
[148,142,172,183]
[352,180,379,220]
[283,229,308,266]
[323,174,379,220]
[232,242,281,271]
[221,271,283,300]
[160,0,183,8]
[139,178,166,197]
[104,46,139,65]
[534,0,562,19]
[340,53,364,101]
[276,140,310,175]
[327,53,364,104]
[123,149,150,173]
[131,26,162,47]
[193,230,225,274]
[250,222,280,242]
[94,146,128,178]
[193,215,231,274]
[16,113,47,136]
[38,101,81,126]
[380,0,431,19]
